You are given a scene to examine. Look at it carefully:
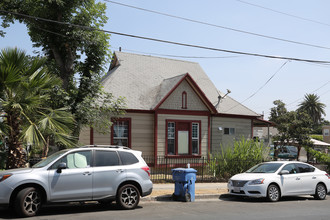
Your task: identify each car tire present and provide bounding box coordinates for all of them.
[15,187,42,217]
[314,183,326,200]
[267,184,280,202]
[116,184,140,210]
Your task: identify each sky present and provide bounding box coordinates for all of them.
[1,0,330,121]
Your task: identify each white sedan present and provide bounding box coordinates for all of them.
[227,161,330,202]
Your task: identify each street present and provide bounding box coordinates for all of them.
[1,195,329,220]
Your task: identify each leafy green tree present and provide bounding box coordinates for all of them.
[269,100,313,160]
[269,100,287,123]
[0,0,125,137]
[298,94,326,126]
[0,48,76,169]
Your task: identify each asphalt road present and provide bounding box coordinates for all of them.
[1,195,329,220]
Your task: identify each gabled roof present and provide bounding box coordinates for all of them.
[102,51,259,117]
[153,73,217,113]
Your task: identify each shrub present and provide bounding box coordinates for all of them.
[209,137,268,181]
[307,148,330,173]
[310,135,323,141]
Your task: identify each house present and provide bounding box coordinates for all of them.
[79,51,269,164]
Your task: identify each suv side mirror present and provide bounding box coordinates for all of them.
[57,162,67,173]
[279,170,289,175]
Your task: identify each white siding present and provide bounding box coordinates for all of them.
[79,127,90,145]
[157,114,209,157]
[77,113,154,156]
[159,80,208,111]
[129,113,154,156]
[93,131,111,145]
[211,117,252,153]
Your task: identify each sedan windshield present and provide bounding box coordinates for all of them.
[246,163,283,173]
[32,149,69,168]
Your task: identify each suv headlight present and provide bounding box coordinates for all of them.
[0,174,12,182]
[228,179,233,186]
[248,178,264,185]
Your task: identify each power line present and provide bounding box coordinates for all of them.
[236,0,330,27]
[223,60,289,113]
[287,80,330,107]
[110,46,241,59]
[104,0,330,51]
[1,9,330,64]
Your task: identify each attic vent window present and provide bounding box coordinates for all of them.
[182,91,187,109]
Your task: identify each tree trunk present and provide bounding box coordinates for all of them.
[42,136,50,158]
[5,111,26,169]
[297,146,301,161]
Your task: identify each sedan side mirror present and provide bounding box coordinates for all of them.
[279,170,289,175]
[57,162,67,173]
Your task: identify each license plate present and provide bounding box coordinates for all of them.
[233,187,241,193]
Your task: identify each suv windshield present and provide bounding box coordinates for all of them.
[246,163,283,173]
[32,150,69,168]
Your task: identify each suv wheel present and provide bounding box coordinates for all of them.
[116,184,140,209]
[15,187,42,217]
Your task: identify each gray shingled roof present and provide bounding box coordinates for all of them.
[102,51,259,117]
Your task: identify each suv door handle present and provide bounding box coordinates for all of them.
[83,172,91,176]
[116,169,124,173]
[296,177,300,180]
[312,176,316,179]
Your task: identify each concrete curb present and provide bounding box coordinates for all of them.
[141,193,229,202]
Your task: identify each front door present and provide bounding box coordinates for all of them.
[48,150,93,201]
[177,122,190,155]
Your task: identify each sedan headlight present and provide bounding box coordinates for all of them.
[0,174,12,182]
[248,178,264,185]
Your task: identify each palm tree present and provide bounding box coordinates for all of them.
[298,94,326,125]
[0,48,76,169]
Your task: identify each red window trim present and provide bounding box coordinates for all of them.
[165,119,201,157]
[111,118,132,148]
[182,91,187,109]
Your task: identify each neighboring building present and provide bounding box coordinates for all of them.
[79,51,270,164]
[253,119,277,146]
[322,125,330,144]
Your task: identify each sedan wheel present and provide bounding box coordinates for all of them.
[15,187,42,217]
[314,183,326,200]
[267,184,280,202]
[116,184,140,209]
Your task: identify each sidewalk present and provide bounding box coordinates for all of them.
[141,182,228,201]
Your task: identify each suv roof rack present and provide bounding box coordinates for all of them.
[81,145,131,150]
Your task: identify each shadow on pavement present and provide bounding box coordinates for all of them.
[219,193,323,203]
[0,202,143,219]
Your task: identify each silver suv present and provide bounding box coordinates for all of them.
[0,146,153,217]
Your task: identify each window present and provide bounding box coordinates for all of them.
[112,118,131,147]
[95,150,120,167]
[224,128,235,135]
[281,164,297,174]
[324,129,329,136]
[166,120,201,156]
[118,151,139,165]
[51,151,91,169]
[192,123,199,154]
[167,122,175,155]
[296,163,315,173]
[182,91,187,109]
